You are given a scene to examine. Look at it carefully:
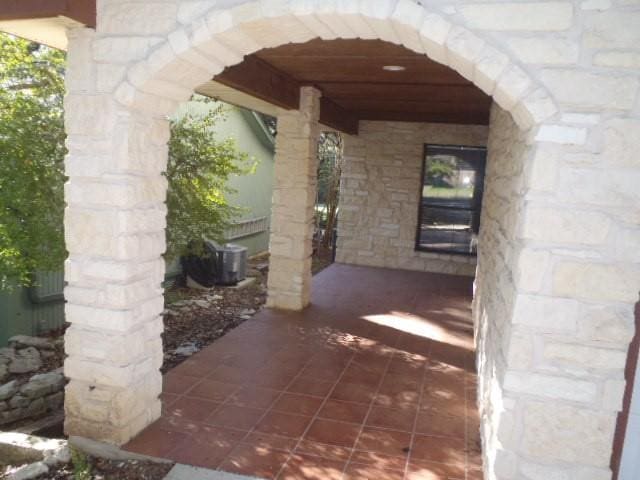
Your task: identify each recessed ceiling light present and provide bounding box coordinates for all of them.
[382,65,406,71]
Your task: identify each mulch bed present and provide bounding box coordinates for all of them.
[160,254,270,373]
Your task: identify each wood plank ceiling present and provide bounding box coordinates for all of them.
[213,39,491,134]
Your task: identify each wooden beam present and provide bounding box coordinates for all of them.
[319,97,359,135]
[214,56,300,111]
[0,0,95,27]
[357,109,490,126]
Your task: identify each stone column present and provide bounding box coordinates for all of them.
[62,29,167,445]
[267,87,321,310]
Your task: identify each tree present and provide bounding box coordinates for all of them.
[0,33,250,288]
[316,132,343,248]
[0,33,66,289]
[425,154,457,187]
[165,99,252,260]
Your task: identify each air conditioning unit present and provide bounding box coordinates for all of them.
[181,240,247,288]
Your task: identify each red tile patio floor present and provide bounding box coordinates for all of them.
[125,264,482,479]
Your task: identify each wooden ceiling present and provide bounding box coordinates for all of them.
[213,39,491,134]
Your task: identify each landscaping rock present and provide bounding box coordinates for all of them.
[20,372,65,398]
[8,347,42,374]
[24,397,46,416]
[9,394,31,409]
[43,444,71,465]
[173,343,199,356]
[1,407,24,423]
[0,401,7,412]
[0,348,13,364]
[8,335,55,351]
[45,391,64,410]
[11,461,49,480]
[0,363,8,383]
[0,380,18,400]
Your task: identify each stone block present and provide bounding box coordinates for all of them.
[504,371,597,403]
[535,125,587,145]
[540,70,638,110]
[459,3,574,31]
[593,52,640,69]
[10,394,31,409]
[93,37,161,63]
[522,206,610,245]
[100,3,178,35]
[521,401,615,467]
[553,262,640,303]
[8,347,42,374]
[543,342,627,370]
[583,11,640,48]
[445,27,485,79]
[579,304,635,345]
[602,379,626,411]
[602,118,640,167]
[512,295,578,333]
[20,373,65,399]
[493,65,532,111]
[507,37,579,65]
[0,381,18,401]
[8,336,54,350]
[419,13,452,64]
[472,45,509,95]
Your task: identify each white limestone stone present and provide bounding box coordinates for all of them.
[507,37,579,65]
[553,262,640,303]
[535,125,587,145]
[459,3,574,31]
[540,70,639,110]
[521,401,615,467]
[522,206,610,245]
[512,295,578,333]
[593,51,640,69]
[581,0,612,9]
[504,371,597,403]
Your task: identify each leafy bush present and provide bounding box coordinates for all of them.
[0,34,66,289]
[165,99,252,260]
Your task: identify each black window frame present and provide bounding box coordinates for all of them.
[414,143,487,257]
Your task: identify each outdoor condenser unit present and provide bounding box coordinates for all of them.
[215,243,247,286]
[181,240,247,287]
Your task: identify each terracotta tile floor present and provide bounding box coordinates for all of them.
[125,264,482,479]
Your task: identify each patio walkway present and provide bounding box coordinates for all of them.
[125,264,482,480]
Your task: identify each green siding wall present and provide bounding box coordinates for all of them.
[173,100,275,256]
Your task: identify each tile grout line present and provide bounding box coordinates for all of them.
[339,336,400,480]
[403,344,433,480]
[273,345,359,480]
[216,340,349,476]
[161,345,295,460]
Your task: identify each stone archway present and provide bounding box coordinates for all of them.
[62,2,637,480]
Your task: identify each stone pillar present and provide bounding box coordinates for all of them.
[267,87,321,310]
[62,29,167,445]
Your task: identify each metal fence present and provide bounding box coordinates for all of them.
[0,271,65,346]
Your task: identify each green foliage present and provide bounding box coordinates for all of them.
[425,154,457,187]
[0,33,67,289]
[165,99,252,260]
[70,446,92,480]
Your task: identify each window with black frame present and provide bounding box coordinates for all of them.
[415,144,487,255]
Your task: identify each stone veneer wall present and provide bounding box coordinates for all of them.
[474,104,530,478]
[336,120,488,276]
[61,1,640,479]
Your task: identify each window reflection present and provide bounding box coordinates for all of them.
[416,145,486,255]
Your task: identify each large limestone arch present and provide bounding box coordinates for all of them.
[63,1,638,480]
